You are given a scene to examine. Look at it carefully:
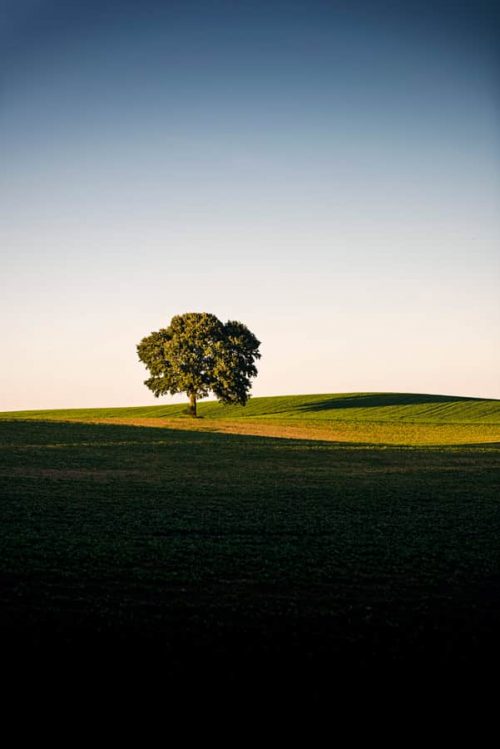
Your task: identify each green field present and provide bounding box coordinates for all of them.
[3,391,500,445]
[1,393,499,697]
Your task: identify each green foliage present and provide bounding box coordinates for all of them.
[136,312,261,411]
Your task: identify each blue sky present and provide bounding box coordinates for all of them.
[1,0,499,408]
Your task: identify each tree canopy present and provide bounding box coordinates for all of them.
[137,312,261,416]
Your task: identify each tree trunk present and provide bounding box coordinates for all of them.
[188,392,197,418]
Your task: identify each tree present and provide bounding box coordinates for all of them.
[137,312,261,417]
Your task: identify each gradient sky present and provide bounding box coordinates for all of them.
[1,0,499,409]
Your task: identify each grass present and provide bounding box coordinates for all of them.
[2,391,500,445]
[1,393,499,700]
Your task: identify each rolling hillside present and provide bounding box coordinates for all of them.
[1,393,500,691]
[2,392,500,421]
[1,392,499,445]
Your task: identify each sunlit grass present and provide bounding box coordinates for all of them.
[2,392,498,445]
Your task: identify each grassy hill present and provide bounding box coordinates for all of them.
[2,392,499,445]
[1,392,499,697]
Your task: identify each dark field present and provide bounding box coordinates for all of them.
[1,417,500,700]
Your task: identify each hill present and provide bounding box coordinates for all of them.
[1,392,499,445]
[1,395,499,695]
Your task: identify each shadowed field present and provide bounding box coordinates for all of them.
[1,404,499,699]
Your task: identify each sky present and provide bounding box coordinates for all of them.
[1,0,499,409]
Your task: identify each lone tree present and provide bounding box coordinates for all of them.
[137,312,261,417]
